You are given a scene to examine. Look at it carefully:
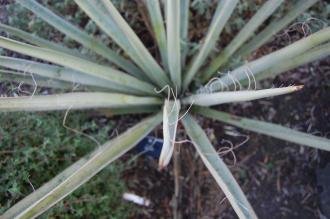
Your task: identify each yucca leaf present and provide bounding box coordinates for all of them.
[202,0,285,81]
[0,69,73,89]
[195,107,330,151]
[166,0,182,90]
[98,105,160,116]
[0,23,85,59]
[16,0,144,78]
[180,0,190,68]
[237,0,320,58]
[0,36,157,96]
[211,27,330,89]
[0,92,161,112]
[159,100,181,169]
[183,0,239,90]
[182,114,258,219]
[0,56,117,90]
[183,86,303,107]
[2,112,162,219]
[251,42,330,82]
[145,0,169,71]
[74,0,171,88]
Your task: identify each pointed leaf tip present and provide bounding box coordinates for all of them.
[293,85,304,91]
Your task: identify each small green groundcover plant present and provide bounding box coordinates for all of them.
[0,0,329,218]
[0,112,133,218]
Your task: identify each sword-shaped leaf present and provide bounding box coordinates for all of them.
[98,106,160,116]
[0,69,73,90]
[209,27,330,89]
[0,23,84,59]
[182,114,258,219]
[0,92,161,112]
[195,107,330,151]
[166,0,182,90]
[0,56,116,89]
[251,42,330,82]
[2,113,162,219]
[145,0,168,71]
[180,0,190,68]
[0,36,156,96]
[182,86,303,107]
[183,0,239,90]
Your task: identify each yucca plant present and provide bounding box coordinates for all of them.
[0,0,329,218]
